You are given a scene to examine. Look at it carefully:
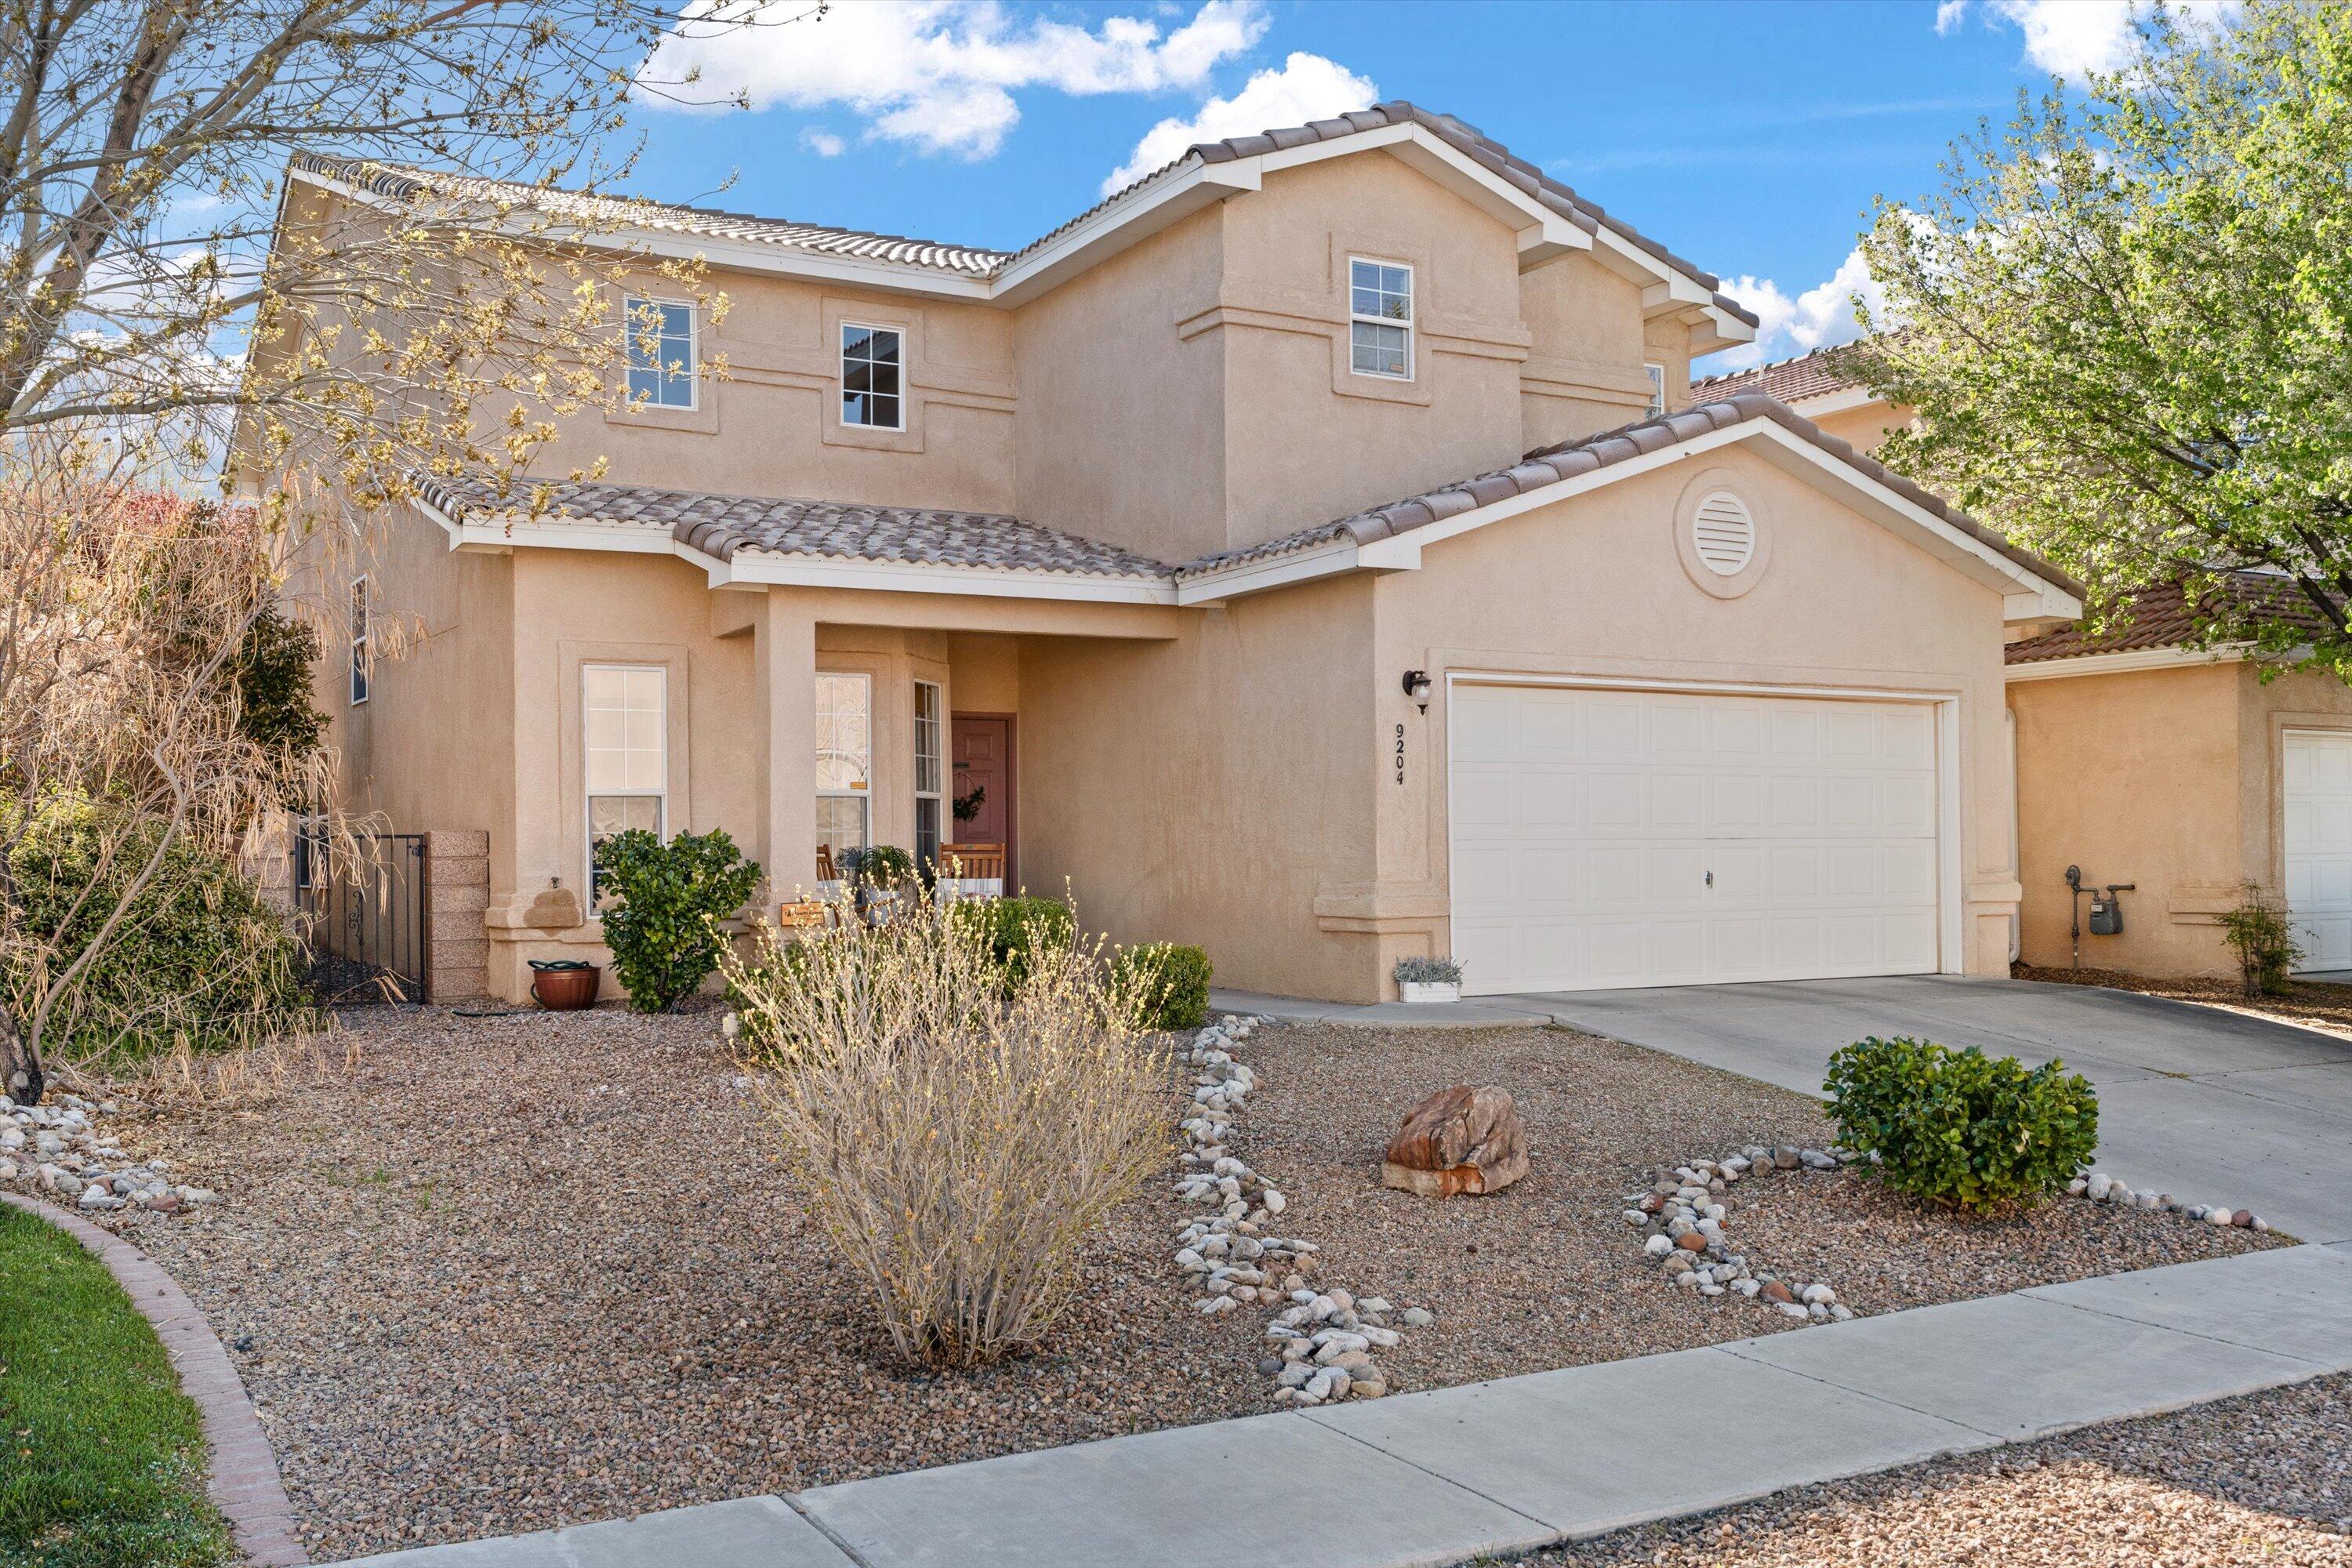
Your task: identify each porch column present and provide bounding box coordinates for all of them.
[759,590,819,902]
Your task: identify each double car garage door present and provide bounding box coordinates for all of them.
[1450,684,1944,995]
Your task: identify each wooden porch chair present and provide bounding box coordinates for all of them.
[938,842,1006,897]
[815,844,839,883]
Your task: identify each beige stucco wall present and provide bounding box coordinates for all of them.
[1013,204,1229,561]
[1016,575,1380,1001]
[309,503,516,849]
[2009,659,2352,978]
[524,263,1017,515]
[1806,398,1912,456]
[2009,662,2243,975]
[1516,253,1661,452]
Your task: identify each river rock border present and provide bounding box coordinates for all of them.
[2,1191,307,1566]
[2,1091,216,1214]
[1621,1145,1860,1319]
[1623,1146,2275,1316]
[2071,1169,2271,1232]
[1171,1016,1432,1407]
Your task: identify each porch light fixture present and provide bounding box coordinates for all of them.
[1403,670,1432,713]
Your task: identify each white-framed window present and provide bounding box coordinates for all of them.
[585,664,667,899]
[624,296,696,409]
[348,576,370,706]
[1348,257,1413,379]
[1643,361,1667,416]
[913,681,943,872]
[815,672,873,865]
[840,323,903,429]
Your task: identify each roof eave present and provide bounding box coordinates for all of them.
[1174,413,2081,623]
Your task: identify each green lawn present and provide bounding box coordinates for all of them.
[0,1205,233,1568]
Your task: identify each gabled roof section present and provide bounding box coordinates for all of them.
[413,475,1175,603]
[1690,343,1872,405]
[2005,571,2320,665]
[289,152,1009,275]
[1174,393,2082,621]
[286,103,1753,337]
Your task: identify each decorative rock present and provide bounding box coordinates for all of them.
[1759,1279,1795,1304]
[1401,1307,1434,1327]
[1643,1233,1674,1258]
[1381,1084,1530,1197]
[1674,1231,1707,1252]
[1801,1283,1836,1306]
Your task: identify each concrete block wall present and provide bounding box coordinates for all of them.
[424,831,490,1003]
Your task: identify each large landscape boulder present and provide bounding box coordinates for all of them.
[1381,1085,1529,1197]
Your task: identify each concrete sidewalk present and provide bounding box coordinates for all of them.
[337,1244,2352,1568]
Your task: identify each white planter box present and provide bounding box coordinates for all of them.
[1399,980,1461,1004]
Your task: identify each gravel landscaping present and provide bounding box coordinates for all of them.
[49,1007,2284,1558]
[2017,962,2352,1041]
[1523,1372,2352,1566]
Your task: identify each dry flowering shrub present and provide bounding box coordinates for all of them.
[720,896,1175,1368]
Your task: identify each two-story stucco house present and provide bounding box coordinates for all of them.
[1697,346,2352,983]
[262,103,2082,1007]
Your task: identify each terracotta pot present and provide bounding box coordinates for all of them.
[529,962,600,1011]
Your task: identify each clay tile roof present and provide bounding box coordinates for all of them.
[290,153,1010,277]
[1175,391,2082,597]
[1690,343,1873,405]
[2004,572,2321,664]
[297,105,1752,323]
[416,475,1172,582]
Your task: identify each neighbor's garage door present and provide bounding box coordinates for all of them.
[2281,729,2352,971]
[1449,685,1942,994]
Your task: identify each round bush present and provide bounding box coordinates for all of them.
[1824,1035,2098,1212]
[2,795,307,1062]
[1112,942,1212,1030]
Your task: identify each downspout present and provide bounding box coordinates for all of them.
[2006,705,2022,965]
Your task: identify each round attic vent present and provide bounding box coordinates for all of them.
[1691,489,1756,576]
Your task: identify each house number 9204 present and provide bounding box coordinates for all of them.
[1394,724,1406,785]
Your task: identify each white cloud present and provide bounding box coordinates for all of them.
[1712,245,1886,370]
[1101,52,1377,194]
[798,128,847,158]
[642,0,1268,160]
[1943,1,2238,82]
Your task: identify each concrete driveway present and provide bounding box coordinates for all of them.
[1510,975,2352,1245]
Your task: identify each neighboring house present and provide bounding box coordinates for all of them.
[1700,350,2352,981]
[253,103,2081,1007]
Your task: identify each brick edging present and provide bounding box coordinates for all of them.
[2,1192,308,1566]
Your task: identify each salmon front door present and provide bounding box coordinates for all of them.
[951,714,1016,888]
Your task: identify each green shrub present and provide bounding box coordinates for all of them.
[953,895,1075,989]
[1112,942,1212,1030]
[840,844,916,887]
[1,795,307,1062]
[593,828,763,1012]
[1824,1035,2098,1212]
[2216,882,2301,998]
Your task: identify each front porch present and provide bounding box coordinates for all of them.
[479,569,1191,1003]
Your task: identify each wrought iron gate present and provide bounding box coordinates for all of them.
[293,827,427,1002]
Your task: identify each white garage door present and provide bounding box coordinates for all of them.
[2281,730,2352,971]
[1450,684,1943,995]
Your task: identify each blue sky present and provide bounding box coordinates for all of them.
[624,0,2179,368]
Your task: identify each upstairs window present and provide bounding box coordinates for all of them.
[348,576,370,706]
[1644,362,1667,416]
[841,324,903,429]
[624,297,696,409]
[1349,258,1413,379]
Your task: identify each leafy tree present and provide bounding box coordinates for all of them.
[593,828,762,1013]
[232,607,328,775]
[0,0,815,1098]
[1858,1,2352,670]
